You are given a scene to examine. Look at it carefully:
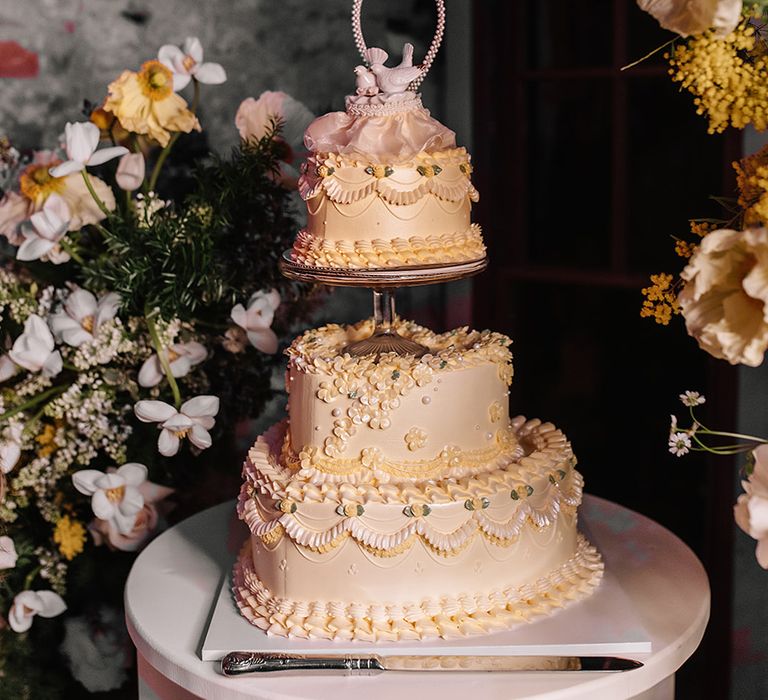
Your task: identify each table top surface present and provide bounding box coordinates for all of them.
[125,495,710,700]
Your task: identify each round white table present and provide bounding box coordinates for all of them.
[125,495,709,700]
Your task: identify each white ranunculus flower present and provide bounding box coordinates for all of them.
[9,314,62,377]
[230,289,281,354]
[678,228,768,367]
[16,193,71,264]
[134,396,219,457]
[49,289,120,347]
[72,463,147,535]
[138,341,207,388]
[60,607,130,692]
[8,589,67,633]
[636,0,742,37]
[0,535,18,570]
[0,354,17,382]
[158,37,227,92]
[735,445,768,568]
[49,122,128,178]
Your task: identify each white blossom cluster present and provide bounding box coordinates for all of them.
[44,373,132,463]
[34,546,67,596]
[0,269,38,323]
[67,318,137,370]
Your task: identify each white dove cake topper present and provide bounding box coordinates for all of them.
[359,43,424,96]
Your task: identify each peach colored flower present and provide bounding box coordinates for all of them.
[103,60,200,148]
[88,477,173,552]
[637,0,741,37]
[19,152,65,206]
[735,444,768,568]
[235,91,312,150]
[59,172,116,230]
[0,191,33,245]
[678,227,768,367]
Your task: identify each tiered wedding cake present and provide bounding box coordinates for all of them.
[234,31,603,641]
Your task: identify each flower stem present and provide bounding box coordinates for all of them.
[24,565,41,590]
[145,309,182,409]
[621,38,676,71]
[0,385,68,424]
[58,238,84,265]
[148,79,200,193]
[81,170,111,218]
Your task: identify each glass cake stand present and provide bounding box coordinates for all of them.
[279,251,487,357]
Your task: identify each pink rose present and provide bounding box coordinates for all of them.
[88,477,173,552]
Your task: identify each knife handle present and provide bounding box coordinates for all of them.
[221,652,385,676]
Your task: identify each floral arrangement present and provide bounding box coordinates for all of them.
[635,0,768,569]
[0,37,316,696]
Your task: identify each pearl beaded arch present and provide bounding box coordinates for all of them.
[351,0,446,91]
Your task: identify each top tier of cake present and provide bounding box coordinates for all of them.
[290,92,485,269]
[284,318,514,484]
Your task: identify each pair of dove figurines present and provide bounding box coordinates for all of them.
[354,43,423,96]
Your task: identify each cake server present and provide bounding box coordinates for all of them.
[220,652,643,676]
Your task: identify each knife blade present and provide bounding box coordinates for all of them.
[220,652,644,676]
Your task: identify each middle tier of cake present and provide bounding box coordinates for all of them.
[283,318,515,483]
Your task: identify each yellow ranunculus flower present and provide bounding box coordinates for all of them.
[103,60,200,148]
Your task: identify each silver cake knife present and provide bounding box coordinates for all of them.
[220,652,643,676]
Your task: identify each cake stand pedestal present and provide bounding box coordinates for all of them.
[280,253,487,356]
[125,495,709,700]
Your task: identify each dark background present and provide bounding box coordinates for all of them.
[468,2,740,698]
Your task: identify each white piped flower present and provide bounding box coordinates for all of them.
[0,423,23,474]
[138,341,207,388]
[669,431,692,457]
[72,463,147,535]
[679,390,706,407]
[0,535,18,570]
[16,193,71,264]
[49,122,128,178]
[158,37,227,92]
[134,396,219,457]
[9,314,62,377]
[230,289,280,354]
[49,289,120,348]
[8,590,67,633]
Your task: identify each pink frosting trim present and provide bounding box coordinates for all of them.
[304,108,456,161]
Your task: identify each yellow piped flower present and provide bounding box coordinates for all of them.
[103,60,201,148]
[53,515,86,561]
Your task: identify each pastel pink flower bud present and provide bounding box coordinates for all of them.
[115,153,145,192]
